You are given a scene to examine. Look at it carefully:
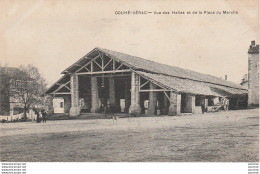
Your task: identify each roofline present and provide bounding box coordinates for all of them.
[55,47,248,93]
[98,48,247,91]
[43,74,69,95]
[61,48,98,74]
[135,70,247,96]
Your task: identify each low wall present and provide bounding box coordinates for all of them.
[193,106,202,114]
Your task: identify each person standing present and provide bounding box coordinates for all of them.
[35,110,41,123]
[201,103,205,114]
[41,110,47,123]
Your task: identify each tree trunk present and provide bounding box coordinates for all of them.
[23,106,27,121]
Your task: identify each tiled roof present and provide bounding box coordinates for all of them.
[136,71,247,97]
[46,47,247,96]
[98,48,246,90]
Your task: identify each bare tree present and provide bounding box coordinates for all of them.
[10,65,48,120]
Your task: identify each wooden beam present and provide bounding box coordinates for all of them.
[76,55,99,73]
[83,56,92,59]
[84,67,90,72]
[140,80,149,89]
[139,89,171,92]
[163,91,170,101]
[52,81,70,93]
[64,85,71,91]
[101,56,104,71]
[94,74,131,78]
[97,50,103,59]
[113,58,115,72]
[104,58,113,69]
[77,69,131,75]
[93,60,102,70]
[91,61,93,74]
[50,92,71,95]
[116,63,124,70]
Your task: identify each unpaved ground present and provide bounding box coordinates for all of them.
[0,109,258,162]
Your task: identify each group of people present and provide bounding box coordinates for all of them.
[34,109,47,123]
[100,98,116,117]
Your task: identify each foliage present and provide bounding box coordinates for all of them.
[0,65,48,118]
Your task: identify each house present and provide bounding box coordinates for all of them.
[240,74,248,89]
[0,67,25,115]
[44,47,248,117]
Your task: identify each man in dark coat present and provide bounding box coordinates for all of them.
[41,110,47,123]
[35,110,41,123]
[201,103,205,114]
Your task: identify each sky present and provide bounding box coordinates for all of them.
[0,0,259,87]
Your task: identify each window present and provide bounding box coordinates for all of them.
[60,102,64,108]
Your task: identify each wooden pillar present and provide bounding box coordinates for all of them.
[69,74,81,116]
[124,81,131,113]
[129,72,141,116]
[91,76,99,113]
[148,83,157,115]
[168,92,181,116]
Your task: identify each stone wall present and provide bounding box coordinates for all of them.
[248,47,259,107]
[193,106,202,114]
[168,92,181,116]
[44,95,54,115]
[64,95,71,113]
[183,94,195,113]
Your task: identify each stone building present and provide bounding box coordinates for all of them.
[45,48,248,117]
[247,41,259,107]
[240,74,248,89]
[0,67,25,115]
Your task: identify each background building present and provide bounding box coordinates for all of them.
[0,67,25,115]
[240,74,248,89]
[247,41,259,107]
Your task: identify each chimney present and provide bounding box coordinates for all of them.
[251,40,255,46]
[248,41,259,53]
[225,75,227,80]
